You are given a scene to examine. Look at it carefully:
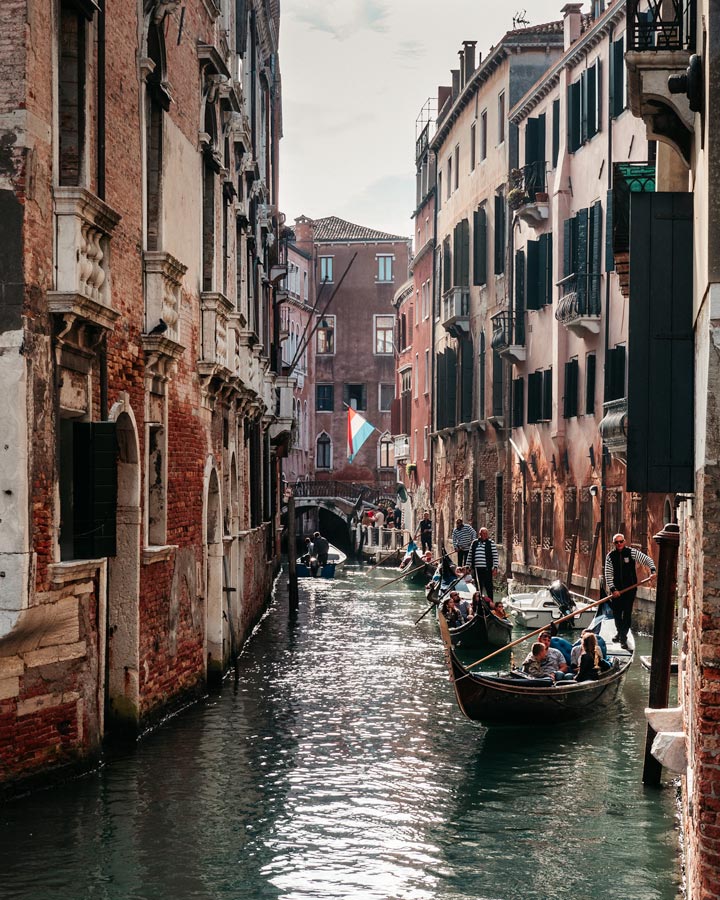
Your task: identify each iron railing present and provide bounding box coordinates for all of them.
[288,480,395,506]
[627,0,696,52]
[491,309,524,350]
[611,162,656,256]
[554,273,602,325]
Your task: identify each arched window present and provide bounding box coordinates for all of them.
[378,432,394,469]
[316,432,332,469]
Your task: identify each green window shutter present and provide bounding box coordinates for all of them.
[576,208,589,312]
[525,118,539,166]
[543,232,553,305]
[512,377,524,427]
[478,331,486,419]
[537,112,546,168]
[563,218,573,278]
[568,81,581,152]
[461,337,474,423]
[494,195,505,275]
[460,217,470,287]
[611,37,625,117]
[527,372,542,423]
[587,62,598,138]
[492,350,503,417]
[436,350,446,429]
[526,240,541,310]
[590,201,603,312]
[73,421,118,559]
[542,369,553,421]
[605,188,614,272]
[564,359,579,418]
[514,248,525,344]
[586,354,596,414]
[552,98,560,167]
[446,346,457,427]
[580,70,589,144]
[443,239,452,292]
[453,222,461,286]
[606,346,626,401]
[473,207,487,285]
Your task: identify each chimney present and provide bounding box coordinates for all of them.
[437,85,452,116]
[293,215,314,249]
[459,50,466,88]
[463,41,477,85]
[562,3,583,50]
[451,68,460,99]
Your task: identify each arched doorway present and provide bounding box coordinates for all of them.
[107,405,141,733]
[205,465,224,684]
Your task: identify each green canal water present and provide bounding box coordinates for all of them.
[1,564,681,900]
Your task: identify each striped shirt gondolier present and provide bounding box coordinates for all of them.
[451,523,477,552]
[469,538,499,570]
[603,546,656,593]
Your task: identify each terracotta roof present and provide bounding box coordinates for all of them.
[506,19,563,37]
[312,216,409,243]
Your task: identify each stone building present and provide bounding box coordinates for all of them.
[0,0,286,791]
[292,216,410,488]
[505,0,665,616]
[428,25,565,557]
[624,0,720,894]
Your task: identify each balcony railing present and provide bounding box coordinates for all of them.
[491,310,525,362]
[393,435,410,461]
[611,162,656,257]
[441,286,470,335]
[599,397,628,462]
[627,0,696,52]
[555,273,601,335]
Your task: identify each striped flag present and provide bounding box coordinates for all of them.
[347,407,375,462]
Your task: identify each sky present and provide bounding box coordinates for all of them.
[278,0,570,240]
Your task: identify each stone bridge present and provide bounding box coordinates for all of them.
[282,480,396,534]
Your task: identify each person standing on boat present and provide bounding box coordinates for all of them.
[313,531,329,566]
[603,533,656,649]
[468,527,499,600]
[451,518,477,567]
[418,511,433,552]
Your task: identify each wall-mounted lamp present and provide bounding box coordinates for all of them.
[589,485,599,497]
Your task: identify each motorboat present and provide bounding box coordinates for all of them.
[505,582,597,631]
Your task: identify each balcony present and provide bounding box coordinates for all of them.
[199,291,233,379]
[441,286,470,336]
[269,376,297,449]
[626,0,697,166]
[490,310,525,363]
[393,435,410,461]
[47,187,121,333]
[554,274,601,337]
[509,162,549,226]
[599,397,628,463]
[143,251,186,347]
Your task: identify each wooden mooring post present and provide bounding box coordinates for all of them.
[642,522,680,786]
[287,493,299,613]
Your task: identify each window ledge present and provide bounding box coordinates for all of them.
[49,559,105,584]
[143,545,177,565]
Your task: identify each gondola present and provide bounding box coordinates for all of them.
[438,613,633,724]
[296,543,347,579]
[400,549,435,586]
[427,576,513,650]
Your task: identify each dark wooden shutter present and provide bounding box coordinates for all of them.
[492,350,503,417]
[443,238,451,293]
[590,200,603,312]
[446,346,457,427]
[473,207,487,285]
[73,421,118,558]
[526,241,541,310]
[564,359,579,418]
[494,195,505,274]
[512,377,524,427]
[605,346,626,401]
[552,98,560,167]
[563,218,573,278]
[236,0,248,49]
[543,232,553,305]
[478,331,486,419]
[528,372,542,423]
[514,249,525,344]
[537,112,546,168]
[461,338,474,423]
[586,353,596,414]
[576,208,589,312]
[542,369,553,421]
[568,80,581,152]
[628,192,694,492]
[610,37,625,117]
[587,62,597,138]
[436,350,446,429]
[525,117,538,166]
[605,188,614,272]
[460,217,470,286]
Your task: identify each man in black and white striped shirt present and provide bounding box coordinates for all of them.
[603,533,656,648]
[451,518,477,567]
[469,527,500,600]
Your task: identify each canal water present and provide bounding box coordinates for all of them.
[1,564,681,900]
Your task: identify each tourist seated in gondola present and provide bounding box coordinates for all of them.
[537,631,574,680]
[492,599,509,620]
[523,642,553,678]
[571,630,610,672]
[574,632,611,681]
[446,590,471,622]
[442,594,465,628]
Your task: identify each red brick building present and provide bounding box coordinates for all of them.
[0,0,285,791]
[293,216,410,488]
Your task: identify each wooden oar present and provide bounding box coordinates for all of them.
[371,549,452,591]
[462,575,655,672]
[414,572,466,625]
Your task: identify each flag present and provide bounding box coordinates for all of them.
[347,407,375,462]
[407,540,418,553]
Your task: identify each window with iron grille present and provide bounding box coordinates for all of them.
[564,486,577,552]
[542,488,554,549]
[630,493,648,551]
[530,491,542,548]
[579,486,593,553]
[605,488,624,545]
[513,490,523,545]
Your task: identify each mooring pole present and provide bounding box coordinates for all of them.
[287,492,299,613]
[642,522,679,786]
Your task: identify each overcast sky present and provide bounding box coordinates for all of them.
[278,0,570,240]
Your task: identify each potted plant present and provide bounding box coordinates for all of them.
[406,462,417,477]
[507,187,529,210]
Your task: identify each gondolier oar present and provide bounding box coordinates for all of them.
[414,572,466,625]
[364,533,424,575]
[459,576,655,675]
[372,549,455,591]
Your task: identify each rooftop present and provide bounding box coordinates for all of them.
[312,216,409,243]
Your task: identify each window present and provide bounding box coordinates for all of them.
[480,109,488,160]
[316,314,335,354]
[494,193,505,275]
[423,426,429,460]
[606,488,624,547]
[492,350,503,418]
[610,34,627,118]
[605,345,626,401]
[319,256,333,282]
[563,203,602,316]
[378,433,394,469]
[59,1,90,186]
[414,353,419,400]
[379,383,394,411]
[525,233,553,308]
[437,171,443,210]
[447,156,452,199]
[513,489,523,545]
[512,377,524,428]
[344,383,367,411]
[316,383,334,411]
[563,358,579,418]
[478,332,486,420]
[459,337,473,424]
[377,255,393,282]
[564,486,577,551]
[530,491,541,548]
[473,206,487,286]
[145,22,166,252]
[631,493,648,550]
[567,58,602,152]
[497,91,505,144]
[542,488,555,549]
[528,369,552,423]
[316,433,331,469]
[586,353,596,414]
[147,422,167,545]
[425,349,430,394]
[551,98,560,168]
[495,475,504,543]
[453,145,459,191]
[470,123,476,170]
[579,487,594,553]
[375,315,394,354]
[422,279,430,319]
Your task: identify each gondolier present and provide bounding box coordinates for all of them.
[468,527,499,600]
[603,533,656,649]
[451,518,477,567]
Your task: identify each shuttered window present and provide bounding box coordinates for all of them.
[492,350,503,417]
[605,346,626,401]
[552,98,560,167]
[609,34,626,118]
[542,368,553,421]
[478,331,486,420]
[586,353,597,414]
[589,201,603,313]
[568,59,602,151]
[527,371,542,423]
[454,218,470,287]
[530,491,542,548]
[446,346,457,428]
[460,337,474,424]
[564,486,578,552]
[443,238,451,294]
[514,248,525,344]
[473,207,487,285]
[494,194,505,275]
[564,358,579,418]
[512,377,524,427]
[526,234,553,309]
[542,488,555,549]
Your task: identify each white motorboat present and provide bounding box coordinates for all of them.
[506,584,597,631]
[326,543,347,570]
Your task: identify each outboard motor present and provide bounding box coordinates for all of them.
[549,580,575,615]
[310,557,320,577]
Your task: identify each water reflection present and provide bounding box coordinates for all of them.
[0,564,680,900]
